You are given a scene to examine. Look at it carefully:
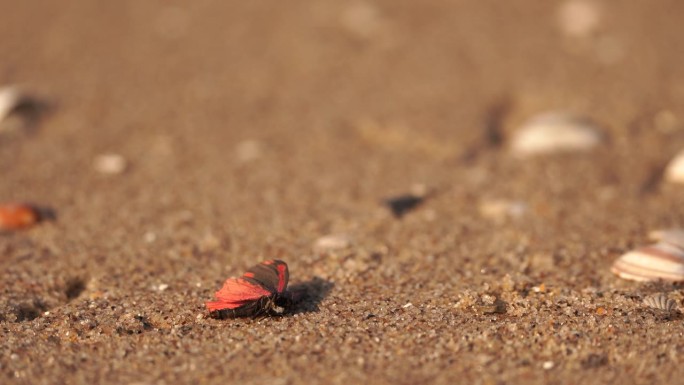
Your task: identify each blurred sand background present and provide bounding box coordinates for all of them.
[2,1,684,384]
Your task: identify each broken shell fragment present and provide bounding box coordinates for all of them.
[510,112,604,156]
[0,203,39,230]
[0,86,21,124]
[664,149,684,184]
[643,293,677,312]
[314,234,352,251]
[611,242,684,282]
[93,153,127,175]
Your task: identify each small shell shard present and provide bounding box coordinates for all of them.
[642,293,677,312]
[611,242,684,282]
[0,203,39,230]
[510,112,603,156]
[314,234,352,251]
[0,86,21,123]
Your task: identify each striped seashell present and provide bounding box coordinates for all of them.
[611,242,684,282]
[643,293,677,312]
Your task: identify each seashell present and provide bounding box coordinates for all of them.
[0,203,39,230]
[643,293,677,312]
[664,149,684,184]
[93,153,127,174]
[557,0,602,38]
[314,234,352,251]
[478,199,528,221]
[510,112,604,156]
[0,86,21,124]
[648,228,684,249]
[611,242,684,282]
[0,86,49,134]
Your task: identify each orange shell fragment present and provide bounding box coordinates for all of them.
[0,203,39,230]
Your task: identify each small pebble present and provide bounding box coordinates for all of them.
[510,112,603,156]
[93,153,127,175]
[542,361,555,370]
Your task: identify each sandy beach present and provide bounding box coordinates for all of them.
[2,1,684,384]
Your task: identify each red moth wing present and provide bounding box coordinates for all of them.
[242,259,289,294]
[205,277,272,311]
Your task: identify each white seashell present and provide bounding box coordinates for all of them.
[643,293,677,312]
[557,0,602,38]
[314,234,352,251]
[510,112,603,156]
[664,149,684,184]
[0,86,22,124]
[93,153,127,174]
[648,228,684,249]
[611,242,684,282]
[478,199,528,221]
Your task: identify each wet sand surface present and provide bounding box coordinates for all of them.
[2,1,684,384]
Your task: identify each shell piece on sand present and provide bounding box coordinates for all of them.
[0,203,39,230]
[642,293,677,312]
[478,199,528,221]
[648,228,684,249]
[93,153,127,174]
[314,234,352,251]
[611,242,684,282]
[664,149,684,184]
[0,86,21,124]
[510,112,603,156]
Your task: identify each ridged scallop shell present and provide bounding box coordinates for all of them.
[510,112,603,156]
[611,242,684,282]
[643,293,677,312]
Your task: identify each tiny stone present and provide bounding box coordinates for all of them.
[542,361,555,370]
[402,302,413,308]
